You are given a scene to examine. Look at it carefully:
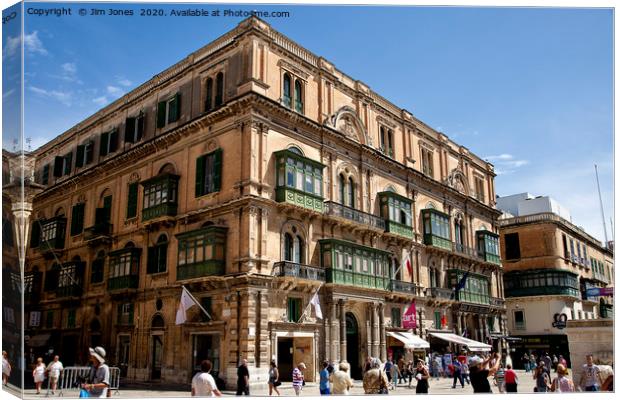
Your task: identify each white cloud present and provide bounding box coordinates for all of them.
[117,78,132,87]
[3,31,48,58]
[24,31,48,56]
[28,86,72,106]
[3,35,20,58]
[61,62,77,75]
[93,96,109,106]
[484,153,529,174]
[106,86,123,96]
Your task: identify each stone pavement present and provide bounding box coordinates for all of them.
[5,369,571,398]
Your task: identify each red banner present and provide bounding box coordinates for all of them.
[402,302,417,329]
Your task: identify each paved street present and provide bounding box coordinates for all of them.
[6,369,558,398]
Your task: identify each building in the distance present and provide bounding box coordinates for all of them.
[20,17,506,387]
[497,193,614,367]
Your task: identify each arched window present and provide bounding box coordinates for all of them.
[347,177,355,208]
[215,72,224,106]
[282,73,292,108]
[339,174,346,205]
[151,314,165,329]
[91,250,105,283]
[148,234,168,274]
[282,224,305,264]
[205,77,213,111]
[294,79,303,113]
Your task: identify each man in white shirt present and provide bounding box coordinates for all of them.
[46,355,64,394]
[192,360,222,397]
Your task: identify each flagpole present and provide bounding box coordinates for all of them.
[297,283,324,323]
[182,285,213,320]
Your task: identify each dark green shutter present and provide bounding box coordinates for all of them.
[126,183,138,219]
[42,164,50,185]
[103,195,112,221]
[64,152,73,175]
[147,246,157,274]
[213,149,222,192]
[195,155,206,197]
[30,220,41,248]
[109,130,118,153]
[205,78,213,111]
[53,156,63,177]
[125,118,136,143]
[136,115,144,141]
[117,304,122,324]
[85,142,94,164]
[75,145,85,168]
[169,93,181,122]
[99,132,109,156]
[70,203,85,236]
[128,304,134,325]
[157,101,166,128]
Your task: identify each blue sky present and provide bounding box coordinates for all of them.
[2,2,614,243]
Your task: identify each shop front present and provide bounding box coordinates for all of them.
[387,331,430,363]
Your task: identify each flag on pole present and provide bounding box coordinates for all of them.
[404,254,413,277]
[402,302,417,329]
[455,272,469,292]
[309,292,323,319]
[175,287,200,325]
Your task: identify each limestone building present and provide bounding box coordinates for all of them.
[20,17,505,387]
[497,193,614,367]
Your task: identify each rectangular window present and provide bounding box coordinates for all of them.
[42,164,50,185]
[53,156,64,177]
[91,256,105,283]
[421,147,434,177]
[63,151,73,175]
[200,297,212,322]
[514,310,525,330]
[99,129,119,157]
[474,177,485,201]
[147,240,168,274]
[504,233,521,260]
[391,307,401,328]
[67,309,76,328]
[124,114,145,143]
[195,149,222,197]
[157,93,181,128]
[46,310,54,329]
[70,203,85,236]
[562,234,569,259]
[75,141,94,168]
[434,311,441,329]
[126,182,139,219]
[287,297,302,322]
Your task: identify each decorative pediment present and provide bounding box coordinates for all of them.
[445,168,469,195]
[324,106,370,145]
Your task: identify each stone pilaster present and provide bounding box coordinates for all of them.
[331,302,340,361]
[456,311,463,335]
[365,304,372,360]
[339,300,346,361]
[379,303,386,361]
[372,303,380,357]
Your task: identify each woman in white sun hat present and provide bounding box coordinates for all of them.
[82,347,110,398]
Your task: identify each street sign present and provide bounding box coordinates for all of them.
[585,287,614,297]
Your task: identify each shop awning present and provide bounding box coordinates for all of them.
[26,333,51,347]
[387,331,430,349]
[428,332,491,352]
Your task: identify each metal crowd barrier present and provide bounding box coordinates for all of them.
[44,366,121,397]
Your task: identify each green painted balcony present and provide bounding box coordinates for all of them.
[386,220,414,239]
[142,203,178,221]
[326,268,389,291]
[177,260,225,281]
[275,187,324,213]
[389,280,423,296]
[423,233,452,250]
[56,284,82,298]
[107,275,139,291]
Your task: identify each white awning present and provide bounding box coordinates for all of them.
[26,333,51,347]
[428,332,492,352]
[387,331,430,349]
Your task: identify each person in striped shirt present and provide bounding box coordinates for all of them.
[292,363,306,396]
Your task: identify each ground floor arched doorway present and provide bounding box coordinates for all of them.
[345,312,361,380]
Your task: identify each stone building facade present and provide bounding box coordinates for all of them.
[498,197,614,367]
[21,17,505,387]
